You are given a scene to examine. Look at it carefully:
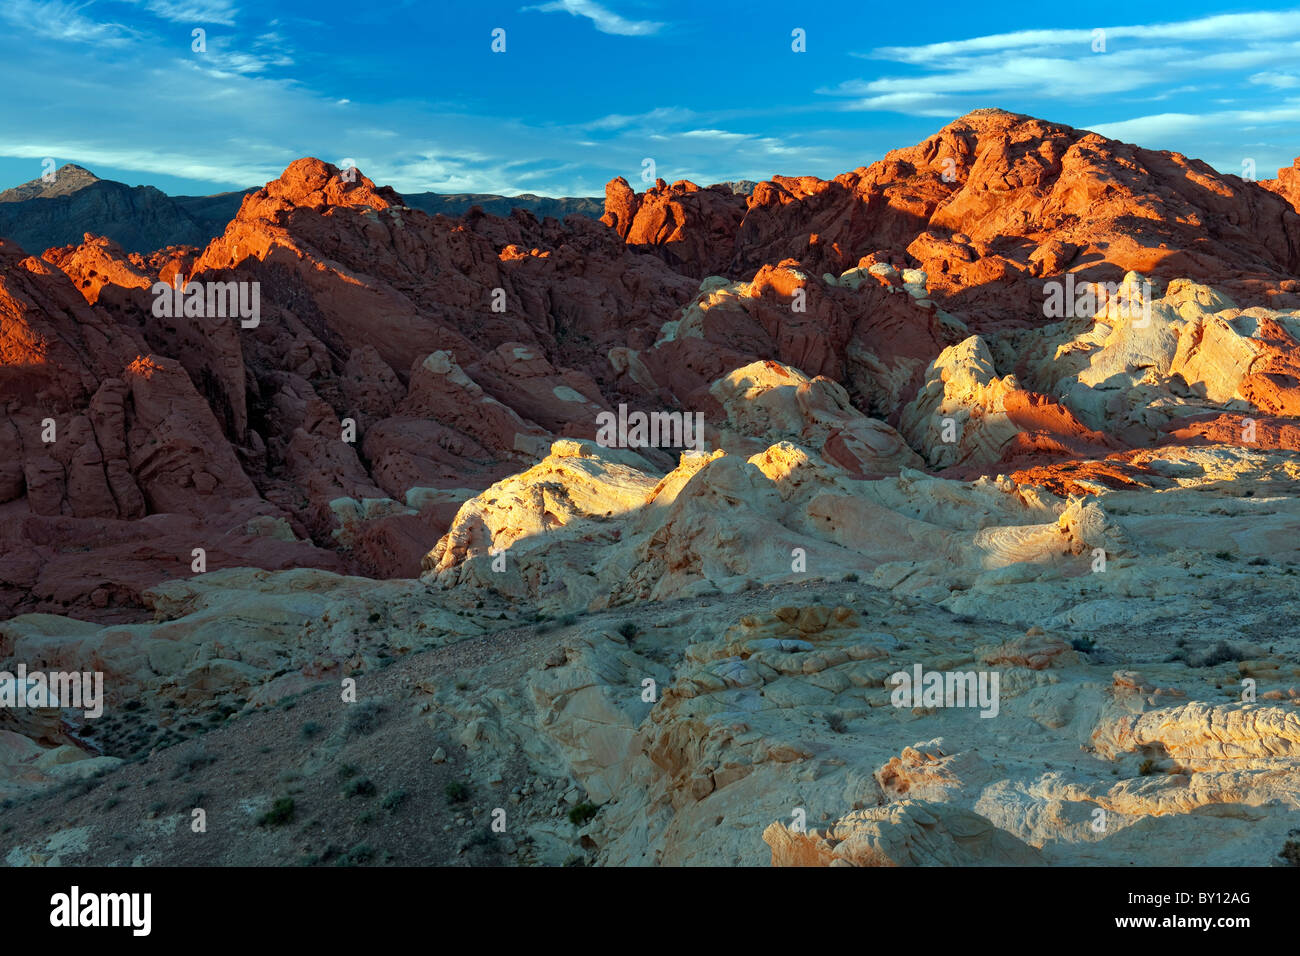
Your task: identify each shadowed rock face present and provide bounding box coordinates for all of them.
[0,163,602,256]
[0,166,223,254]
[2,113,1300,868]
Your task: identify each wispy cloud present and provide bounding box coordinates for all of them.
[828,10,1300,123]
[0,0,138,44]
[520,0,662,36]
[190,31,294,74]
[131,0,239,26]
[864,11,1300,63]
[1091,102,1300,141]
[582,106,697,131]
[1251,71,1300,89]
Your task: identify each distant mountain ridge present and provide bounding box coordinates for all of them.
[402,192,604,220]
[0,165,241,254]
[0,165,604,255]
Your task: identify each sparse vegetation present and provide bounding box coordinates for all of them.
[1175,641,1244,668]
[343,778,376,798]
[345,700,387,737]
[1280,834,1300,866]
[444,780,470,804]
[299,720,324,740]
[334,843,375,866]
[617,621,638,640]
[172,747,217,779]
[568,801,599,826]
[381,789,407,812]
[257,797,295,827]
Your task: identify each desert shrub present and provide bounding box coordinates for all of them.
[1176,641,1244,668]
[1280,836,1300,866]
[444,781,470,804]
[343,778,376,798]
[568,802,598,826]
[257,797,295,827]
[345,700,387,737]
[334,843,375,866]
[172,747,216,779]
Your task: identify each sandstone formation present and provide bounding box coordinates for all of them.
[1,111,1298,868]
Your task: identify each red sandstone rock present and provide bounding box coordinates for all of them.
[601,109,1300,323]
[4,114,1299,619]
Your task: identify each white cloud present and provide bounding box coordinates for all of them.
[679,129,750,142]
[1086,103,1300,178]
[1091,103,1300,140]
[829,12,1300,129]
[520,0,662,36]
[0,0,137,44]
[1251,71,1300,89]
[583,106,697,131]
[866,11,1300,63]
[132,0,239,26]
[189,32,294,75]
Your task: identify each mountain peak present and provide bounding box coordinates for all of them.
[0,163,101,203]
[243,157,404,215]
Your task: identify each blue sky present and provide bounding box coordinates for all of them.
[1,0,1298,197]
